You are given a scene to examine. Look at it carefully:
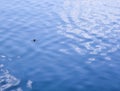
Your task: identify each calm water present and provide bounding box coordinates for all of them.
[0,0,120,91]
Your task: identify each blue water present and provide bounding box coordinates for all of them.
[0,0,120,91]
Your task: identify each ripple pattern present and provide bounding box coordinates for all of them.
[0,0,120,91]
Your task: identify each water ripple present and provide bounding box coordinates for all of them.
[0,0,120,91]
[0,64,21,91]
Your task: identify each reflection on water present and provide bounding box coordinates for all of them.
[0,0,120,91]
[0,64,20,91]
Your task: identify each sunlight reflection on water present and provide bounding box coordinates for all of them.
[0,0,120,91]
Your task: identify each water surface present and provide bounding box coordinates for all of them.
[0,0,120,91]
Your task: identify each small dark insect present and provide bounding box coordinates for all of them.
[33,39,36,42]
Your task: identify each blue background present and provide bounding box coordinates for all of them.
[0,0,120,91]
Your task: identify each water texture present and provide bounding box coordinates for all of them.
[0,0,120,91]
